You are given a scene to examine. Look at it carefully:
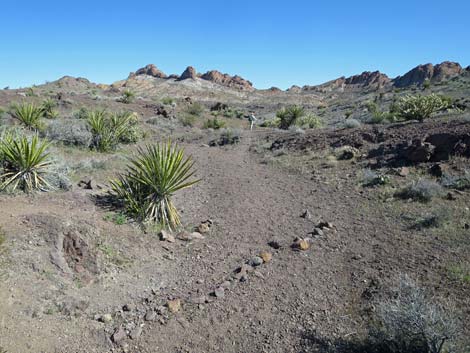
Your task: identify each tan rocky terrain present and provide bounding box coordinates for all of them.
[0,61,469,353]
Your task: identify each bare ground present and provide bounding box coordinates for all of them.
[1,128,469,353]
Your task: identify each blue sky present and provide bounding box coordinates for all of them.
[1,0,469,89]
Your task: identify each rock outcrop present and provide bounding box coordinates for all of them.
[393,61,463,87]
[178,66,198,80]
[132,64,167,79]
[200,70,254,91]
[344,71,390,87]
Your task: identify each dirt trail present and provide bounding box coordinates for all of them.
[0,131,465,353]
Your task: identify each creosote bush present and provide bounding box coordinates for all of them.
[110,141,200,229]
[276,105,305,129]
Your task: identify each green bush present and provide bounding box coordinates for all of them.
[203,117,226,129]
[276,105,305,129]
[296,114,323,128]
[185,102,205,116]
[0,134,53,192]
[119,89,136,104]
[161,97,174,105]
[395,94,451,122]
[179,114,196,127]
[10,102,44,130]
[260,118,281,128]
[110,141,200,229]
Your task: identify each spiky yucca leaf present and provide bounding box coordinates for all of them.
[0,135,53,192]
[10,102,44,130]
[110,141,200,229]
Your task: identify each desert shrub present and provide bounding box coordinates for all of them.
[110,141,200,229]
[161,97,174,105]
[73,107,90,119]
[0,134,53,192]
[9,102,44,130]
[297,114,323,128]
[342,118,361,129]
[45,159,72,191]
[43,119,92,147]
[179,114,197,127]
[185,102,205,117]
[203,117,226,130]
[260,118,280,128]
[375,276,460,353]
[210,128,241,146]
[276,105,305,129]
[440,172,470,190]
[396,179,444,202]
[410,209,451,230]
[362,169,390,187]
[395,94,451,122]
[119,89,136,104]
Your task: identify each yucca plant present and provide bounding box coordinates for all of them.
[41,98,59,119]
[0,135,53,192]
[110,141,200,229]
[119,89,136,104]
[10,102,44,130]
[277,105,305,129]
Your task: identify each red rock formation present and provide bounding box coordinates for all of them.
[132,64,167,78]
[178,66,198,80]
[200,70,253,90]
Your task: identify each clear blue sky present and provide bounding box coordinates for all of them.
[1,0,469,89]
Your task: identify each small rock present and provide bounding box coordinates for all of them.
[446,192,457,201]
[190,296,207,304]
[130,326,142,340]
[248,256,263,267]
[292,239,310,251]
[99,313,113,323]
[111,326,126,343]
[176,231,192,241]
[464,223,469,230]
[167,299,181,313]
[197,222,211,234]
[144,310,156,321]
[313,228,324,236]
[213,287,225,298]
[190,232,205,239]
[122,304,134,312]
[300,210,311,219]
[259,251,272,263]
[397,167,410,177]
[159,230,175,243]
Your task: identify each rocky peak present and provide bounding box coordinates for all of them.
[393,61,463,87]
[433,61,463,81]
[200,70,254,91]
[178,66,198,80]
[344,71,390,87]
[132,64,167,79]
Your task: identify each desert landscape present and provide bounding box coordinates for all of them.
[0,60,469,353]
